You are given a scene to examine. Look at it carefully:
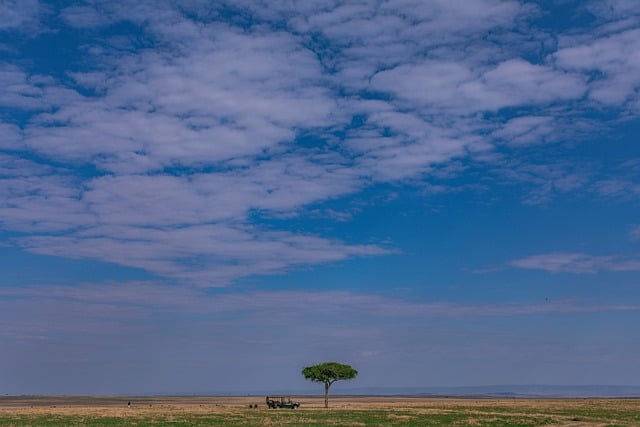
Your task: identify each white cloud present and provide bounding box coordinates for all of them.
[511,252,640,274]
[480,59,586,107]
[555,28,640,106]
[587,0,640,22]
[23,26,338,171]
[290,0,525,52]
[15,223,386,285]
[0,7,387,285]
[59,5,113,29]
[2,1,640,395]
[0,122,22,149]
[2,282,639,320]
[0,153,50,176]
[489,160,590,205]
[0,64,45,110]
[0,0,638,286]
[0,0,41,31]
[592,179,640,199]
[371,59,585,113]
[492,116,557,146]
[0,159,94,233]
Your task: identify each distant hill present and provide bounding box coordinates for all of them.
[335,385,640,397]
[112,384,640,397]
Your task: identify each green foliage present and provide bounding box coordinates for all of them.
[302,361,358,408]
[301,361,358,385]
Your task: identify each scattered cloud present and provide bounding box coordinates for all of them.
[0,0,41,31]
[592,179,640,199]
[372,59,585,113]
[2,282,639,321]
[555,28,640,106]
[3,0,640,395]
[16,227,386,285]
[59,5,113,29]
[511,252,640,274]
[492,116,557,147]
[0,0,639,286]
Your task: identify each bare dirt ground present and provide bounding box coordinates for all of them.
[0,394,636,409]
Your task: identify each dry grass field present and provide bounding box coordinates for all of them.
[0,395,639,426]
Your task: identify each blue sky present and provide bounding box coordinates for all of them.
[1,0,640,394]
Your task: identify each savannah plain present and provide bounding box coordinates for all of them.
[1,395,639,426]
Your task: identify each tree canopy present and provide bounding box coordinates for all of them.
[302,362,358,408]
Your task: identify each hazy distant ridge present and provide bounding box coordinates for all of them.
[336,385,640,397]
[169,384,640,398]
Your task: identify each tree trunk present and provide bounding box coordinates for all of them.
[324,382,329,408]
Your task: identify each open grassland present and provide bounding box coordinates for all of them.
[1,395,639,426]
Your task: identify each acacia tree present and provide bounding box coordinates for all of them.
[301,362,358,408]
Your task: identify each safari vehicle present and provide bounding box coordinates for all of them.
[265,396,300,409]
